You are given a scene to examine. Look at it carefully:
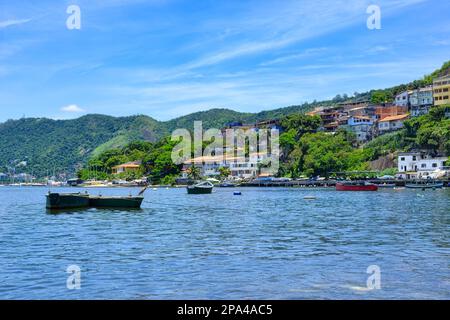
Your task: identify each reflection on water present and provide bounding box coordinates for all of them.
[0,186,449,299]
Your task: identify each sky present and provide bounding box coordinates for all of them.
[0,0,449,122]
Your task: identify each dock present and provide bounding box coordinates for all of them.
[240,179,450,188]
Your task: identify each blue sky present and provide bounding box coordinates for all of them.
[0,0,449,122]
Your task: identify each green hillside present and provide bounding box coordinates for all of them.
[0,106,313,177]
[0,114,161,177]
[1,60,448,178]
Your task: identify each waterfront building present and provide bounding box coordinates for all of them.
[13,173,34,183]
[397,152,448,179]
[378,114,410,133]
[395,91,410,107]
[346,116,374,143]
[409,86,434,116]
[433,75,450,106]
[112,161,141,175]
[229,152,269,179]
[184,152,270,179]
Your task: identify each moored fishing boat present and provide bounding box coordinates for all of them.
[218,181,236,188]
[88,195,144,208]
[405,180,444,189]
[336,181,378,191]
[187,181,214,194]
[46,186,148,210]
[46,192,90,209]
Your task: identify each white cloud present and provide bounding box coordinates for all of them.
[0,19,32,29]
[61,104,85,113]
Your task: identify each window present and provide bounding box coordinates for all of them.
[401,157,405,161]
[432,163,438,168]
[412,156,416,161]
[421,164,426,168]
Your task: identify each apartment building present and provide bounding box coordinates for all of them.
[433,75,450,106]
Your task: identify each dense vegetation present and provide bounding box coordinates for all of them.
[0,115,161,178]
[0,105,324,177]
[368,61,450,104]
[80,104,448,182]
[77,139,183,184]
[278,105,449,178]
[1,61,448,178]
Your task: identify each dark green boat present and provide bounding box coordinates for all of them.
[46,192,90,209]
[88,195,144,208]
[46,186,147,210]
[187,181,214,194]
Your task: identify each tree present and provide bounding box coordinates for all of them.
[186,166,201,180]
[218,167,231,179]
[370,90,393,104]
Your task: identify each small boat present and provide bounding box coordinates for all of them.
[405,180,444,189]
[375,183,396,188]
[187,181,214,194]
[336,182,378,192]
[88,195,143,208]
[46,192,90,209]
[218,182,236,188]
[46,186,148,210]
[233,191,242,196]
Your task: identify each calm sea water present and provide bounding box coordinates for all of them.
[0,186,449,299]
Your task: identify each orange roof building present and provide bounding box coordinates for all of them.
[378,114,410,133]
[112,161,141,175]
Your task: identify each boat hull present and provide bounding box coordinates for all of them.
[46,193,90,209]
[336,183,378,191]
[89,196,144,208]
[187,186,213,194]
[405,183,444,189]
[218,183,235,188]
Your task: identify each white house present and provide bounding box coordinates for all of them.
[184,152,272,179]
[378,114,410,133]
[347,116,374,142]
[397,152,448,179]
[395,91,410,107]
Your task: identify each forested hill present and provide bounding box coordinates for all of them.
[1,60,449,178]
[0,114,160,177]
[0,104,317,177]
